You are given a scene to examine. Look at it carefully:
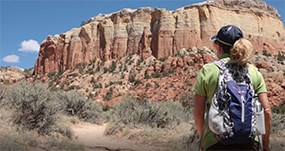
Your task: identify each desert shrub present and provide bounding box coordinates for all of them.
[262,50,271,57]
[276,51,285,62]
[0,87,5,102]
[0,106,28,150]
[103,67,109,73]
[151,71,161,78]
[164,124,199,151]
[159,57,168,62]
[54,120,74,139]
[57,91,105,124]
[0,130,29,151]
[0,84,82,150]
[67,85,80,90]
[145,83,151,89]
[109,60,117,73]
[136,58,143,66]
[179,92,194,113]
[4,82,61,134]
[103,88,113,101]
[158,101,192,127]
[48,72,56,78]
[23,67,34,74]
[111,96,192,129]
[75,63,87,74]
[0,122,82,151]
[128,74,136,83]
[45,136,84,151]
[272,103,285,114]
[271,113,285,134]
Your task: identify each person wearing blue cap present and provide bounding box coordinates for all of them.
[193,25,272,151]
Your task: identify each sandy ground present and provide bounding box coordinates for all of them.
[72,123,162,151]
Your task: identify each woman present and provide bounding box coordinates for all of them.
[193,25,272,151]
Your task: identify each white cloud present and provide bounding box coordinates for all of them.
[2,55,20,63]
[19,39,40,53]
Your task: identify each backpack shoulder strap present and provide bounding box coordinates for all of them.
[214,59,227,70]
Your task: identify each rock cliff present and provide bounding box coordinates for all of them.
[31,0,285,107]
[34,0,285,75]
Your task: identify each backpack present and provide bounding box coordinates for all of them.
[208,59,265,144]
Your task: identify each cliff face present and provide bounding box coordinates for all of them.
[34,0,285,75]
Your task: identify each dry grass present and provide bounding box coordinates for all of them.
[0,110,84,151]
[0,85,83,150]
[0,108,84,150]
[270,113,285,150]
[105,96,198,150]
[1,83,284,151]
[106,96,285,151]
[106,121,198,150]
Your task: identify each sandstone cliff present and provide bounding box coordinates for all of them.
[34,0,285,75]
[31,0,285,107]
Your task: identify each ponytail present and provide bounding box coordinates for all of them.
[230,38,253,66]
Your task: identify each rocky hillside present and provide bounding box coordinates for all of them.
[35,47,285,107]
[33,0,285,75]
[0,66,26,84]
[30,0,285,107]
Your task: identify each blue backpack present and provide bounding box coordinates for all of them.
[208,60,264,144]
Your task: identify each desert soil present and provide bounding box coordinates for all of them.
[72,122,163,151]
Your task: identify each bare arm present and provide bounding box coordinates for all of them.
[194,94,207,138]
[258,93,272,151]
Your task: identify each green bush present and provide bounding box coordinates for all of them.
[111,96,191,128]
[75,62,87,74]
[262,50,272,57]
[57,91,105,124]
[0,84,84,150]
[276,52,285,62]
[128,74,136,83]
[272,103,285,114]
[136,58,143,66]
[159,57,168,62]
[4,82,61,134]
[48,72,56,78]
[109,60,117,73]
[103,61,118,73]
[151,71,161,78]
[103,88,113,101]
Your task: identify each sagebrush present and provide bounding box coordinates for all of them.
[57,90,106,124]
[2,82,61,134]
[111,96,192,129]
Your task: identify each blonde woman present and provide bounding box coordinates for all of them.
[193,25,272,151]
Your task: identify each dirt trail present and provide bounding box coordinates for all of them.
[72,123,161,151]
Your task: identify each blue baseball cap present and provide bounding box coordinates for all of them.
[210,25,243,46]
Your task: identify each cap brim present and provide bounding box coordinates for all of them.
[210,35,217,41]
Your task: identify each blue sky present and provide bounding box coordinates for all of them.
[0,0,284,70]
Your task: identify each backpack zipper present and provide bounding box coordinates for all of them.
[241,95,245,123]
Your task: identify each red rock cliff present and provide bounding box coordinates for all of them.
[34,0,285,75]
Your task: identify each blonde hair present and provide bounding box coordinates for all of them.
[230,38,254,66]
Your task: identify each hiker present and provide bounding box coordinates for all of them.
[193,25,272,151]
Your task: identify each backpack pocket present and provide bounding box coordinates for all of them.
[255,101,265,135]
[208,94,227,135]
